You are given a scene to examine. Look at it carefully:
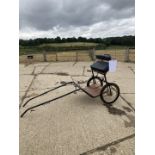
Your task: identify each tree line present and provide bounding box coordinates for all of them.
[19,35,135,47]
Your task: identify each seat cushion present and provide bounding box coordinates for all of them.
[91,61,109,73]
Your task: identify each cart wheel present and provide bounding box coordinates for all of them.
[87,76,103,88]
[100,83,120,105]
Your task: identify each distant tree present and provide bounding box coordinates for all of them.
[55,36,61,43]
[78,37,87,42]
[19,36,135,47]
[62,38,67,43]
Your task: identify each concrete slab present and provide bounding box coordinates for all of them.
[120,94,135,108]
[19,91,26,104]
[29,74,72,91]
[19,65,35,75]
[19,64,25,70]
[20,93,134,155]
[43,62,85,76]
[29,62,50,67]
[19,61,135,155]
[116,78,135,94]
[33,66,46,74]
[19,75,34,92]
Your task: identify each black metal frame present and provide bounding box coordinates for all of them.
[22,82,74,107]
[20,82,80,117]
[90,68,114,98]
[20,77,107,117]
[20,60,119,118]
[91,68,109,85]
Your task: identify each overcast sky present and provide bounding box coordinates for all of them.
[19,0,135,39]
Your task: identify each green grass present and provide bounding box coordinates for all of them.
[19,42,132,55]
[106,45,131,49]
[20,42,98,55]
[39,42,98,48]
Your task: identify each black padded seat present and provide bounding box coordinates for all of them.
[91,61,109,73]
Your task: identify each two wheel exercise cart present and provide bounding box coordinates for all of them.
[20,54,120,117]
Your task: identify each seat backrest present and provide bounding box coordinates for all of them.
[96,54,111,61]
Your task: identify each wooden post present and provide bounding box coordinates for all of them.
[56,52,58,61]
[76,51,78,62]
[43,51,47,62]
[124,48,130,62]
[91,48,95,61]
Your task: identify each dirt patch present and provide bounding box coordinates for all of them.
[60,81,68,85]
[30,109,35,112]
[128,66,135,74]
[105,106,134,128]
[124,114,135,128]
[122,106,132,112]
[73,61,77,66]
[120,95,135,111]
[106,106,126,116]
[110,147,117,154]
[87,69,91,72]
[55,82,59,85]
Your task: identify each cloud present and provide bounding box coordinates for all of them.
[19,17,135,39]
[19,0,135,38]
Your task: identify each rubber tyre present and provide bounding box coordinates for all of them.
[87,76,103,88]
[100,83,120,105]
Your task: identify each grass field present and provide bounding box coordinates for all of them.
[19,42,98,55]
[39,42,97,47]
[19,42,131,55]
